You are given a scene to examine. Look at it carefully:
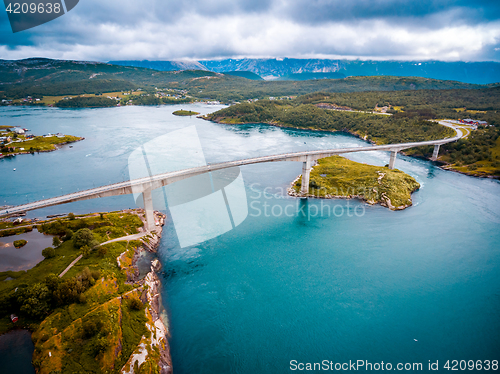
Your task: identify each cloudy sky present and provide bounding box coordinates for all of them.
[1,0,499,62]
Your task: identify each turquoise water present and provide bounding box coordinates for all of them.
[1,105,499,372]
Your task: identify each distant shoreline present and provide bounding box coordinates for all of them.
[0,137,84,159]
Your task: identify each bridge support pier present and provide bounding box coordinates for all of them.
[431,144,440,161]
[389,150,398,170]
[301,156,312,195]
[142,189,156,232]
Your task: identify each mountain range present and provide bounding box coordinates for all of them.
[110,58,500,84]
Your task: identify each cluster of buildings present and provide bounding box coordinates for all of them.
[21,96,41,103]
[1,96,42,105]
[155,91,185,99]
[269,96,295,101]
[459,118,490,128]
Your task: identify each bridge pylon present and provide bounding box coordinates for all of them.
[431,144,441,161]
[142,189,156,231]
[301,156,312,195]
[389,150,398,169]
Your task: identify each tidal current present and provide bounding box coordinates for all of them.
[1,104,499,373]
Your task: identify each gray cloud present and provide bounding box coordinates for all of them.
[0,0,499,61]
[278,0,500,26]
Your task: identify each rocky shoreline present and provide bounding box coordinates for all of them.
[286,164,419,211]
[119,210,173,374]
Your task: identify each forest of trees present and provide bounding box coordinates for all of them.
[55,96,118,108]
[0,267,100,319]
[206,100,456,144]
[206,97,500,175]
[294,88,500,125]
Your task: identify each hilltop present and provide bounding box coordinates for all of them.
[0,58,490,103]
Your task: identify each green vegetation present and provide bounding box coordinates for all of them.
[0,131,83,156]
[38,213,143,240]
[0,211,155,373]
[182,75,485,103]
[13,239,27,248]
[173,109,200,116]
[0,58,489,103]
[52,236,61,248]
[222,71,264,80]
[292,156,420,210]
[0,225,33,237]
[0,213,143,330]
[128,295,143,310]
[55,96,117,108]
[73,228,98,249]
[206,99,455,144]
[128,93,192,106]
[41,247,56,259]
[408,126,500,177]
[206,92,500,176]
[292,89,500,121]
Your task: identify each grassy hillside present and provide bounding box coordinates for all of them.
[0,211,162,373]
[0,58,218,99]
[294,88,500,123]
[222,71,263,80]
[0,58,488,102]
[184,75,485,102]
[204,91,500,177]
[278,72,346,80]
[205,99,455,143]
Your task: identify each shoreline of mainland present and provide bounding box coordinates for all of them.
[121,210,172,373]
[203,116,500,180]
[0,209,173,373]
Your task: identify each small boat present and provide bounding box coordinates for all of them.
[11,314,18,323]
[13,168,16,171]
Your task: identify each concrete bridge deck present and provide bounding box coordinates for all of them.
[0,121,463,230]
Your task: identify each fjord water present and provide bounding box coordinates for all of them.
[1,105,499,373]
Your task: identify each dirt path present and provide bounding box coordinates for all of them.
[58,231,148,278]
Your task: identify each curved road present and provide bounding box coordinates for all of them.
[0,121,463,217]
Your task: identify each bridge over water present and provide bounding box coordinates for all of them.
[0,121,463,230]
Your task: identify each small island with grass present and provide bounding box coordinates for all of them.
[13,239,27,248]
[289,156,420,210]
[0,126,83,158]
[173,109,200,116]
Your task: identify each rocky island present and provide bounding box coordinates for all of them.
[289,156,420,210]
